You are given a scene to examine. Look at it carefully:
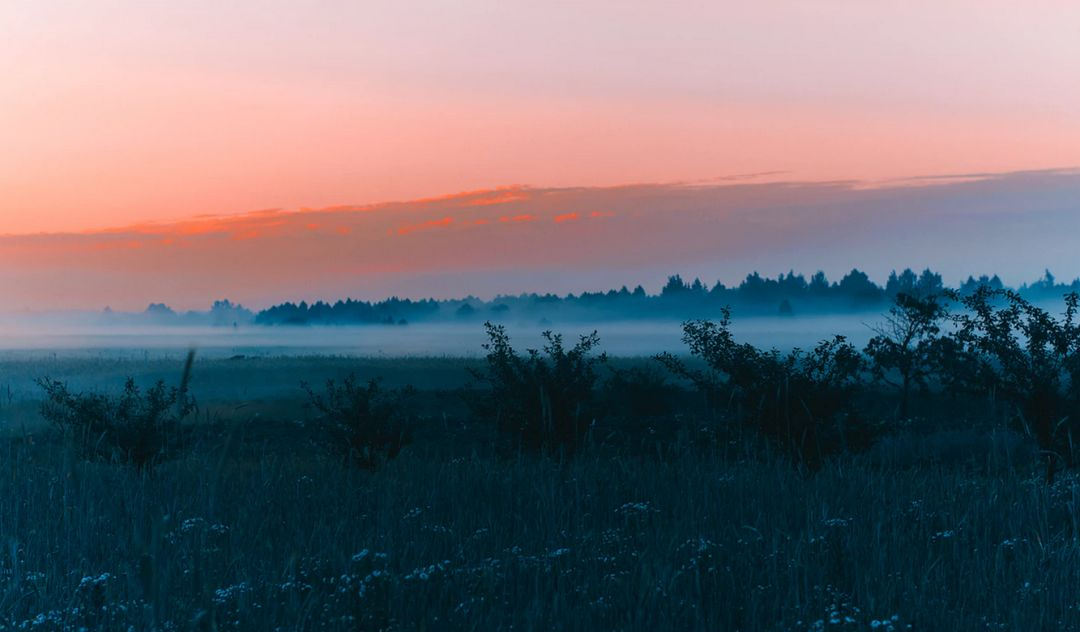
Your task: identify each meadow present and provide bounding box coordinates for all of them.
[0,350,1069,631]
[2,288,1080,631]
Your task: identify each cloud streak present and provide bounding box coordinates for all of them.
[2,169,1080,311]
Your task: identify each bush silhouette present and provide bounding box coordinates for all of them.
[302,374,414,469]
[469,322,607,455]
[950,288,1080,481]
[660,309,869,468]
[865,291,953,419]
[37,351,196,471]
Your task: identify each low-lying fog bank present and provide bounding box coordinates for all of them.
[0,315,882,358]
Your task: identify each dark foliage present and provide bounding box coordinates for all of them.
[601,364,681,421]
[36,351,196,471]
[950,288,1080,481]
[659,310,869,468]
[864,291,954,419]
[301,374,414,469]
[114,267,1080,327]
[468,322,607,455]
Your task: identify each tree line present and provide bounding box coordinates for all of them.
[251,268,1077,325]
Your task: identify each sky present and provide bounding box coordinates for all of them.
[1,2,1079,309]
[4,170,1080,311]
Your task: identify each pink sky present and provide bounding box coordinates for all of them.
[2,1,1079,236]
[2,3,1079,311]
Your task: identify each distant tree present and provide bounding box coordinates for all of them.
[737,272,777,303]
[916,268,945,295]
[209,299,253,327]
[885,269,918,298]
[145,303,176,316]
[1041,269,1056,289]
[836,269,884,304]
[808,271,831,298]
[661,275,690,297]
[960,274,1005,297]
[144,303,177,324]
[777,271,808,297]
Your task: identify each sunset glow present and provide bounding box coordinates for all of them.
[1,2,1079,309]
[1,171,1078,311]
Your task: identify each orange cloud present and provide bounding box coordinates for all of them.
[5,170,1080,312]
[412,186,533,208]
[462,189,532,207]
[231,230,262,241]
[397,216,454,235]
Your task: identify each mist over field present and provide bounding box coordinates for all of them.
[0,314,879,358]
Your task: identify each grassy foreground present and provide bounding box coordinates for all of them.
[0,428,1077,632]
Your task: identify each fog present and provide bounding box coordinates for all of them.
[0,314,884,359]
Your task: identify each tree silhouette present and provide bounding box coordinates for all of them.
[865,292,952,419]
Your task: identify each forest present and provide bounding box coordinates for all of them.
[122,267,1079,327]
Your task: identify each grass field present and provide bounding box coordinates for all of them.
[0,353,1073,631]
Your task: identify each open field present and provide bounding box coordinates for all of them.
[0,347,1071,631]
[0,412,1074,631]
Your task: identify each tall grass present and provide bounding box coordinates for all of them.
[0,430,1077,631]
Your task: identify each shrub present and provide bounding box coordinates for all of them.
[950,288,1080,481]
[656,310,761,415]
[36,351,196,471]
[864,291,954,419]
[601,363,681,421]
[468,322,607,455]
[301,374,414,469]
[660,310,869,468]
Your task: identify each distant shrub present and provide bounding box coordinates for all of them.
[660,309,869,468]
[36,351,196,471]
[468,322,607,455]
[302,374,414,469]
